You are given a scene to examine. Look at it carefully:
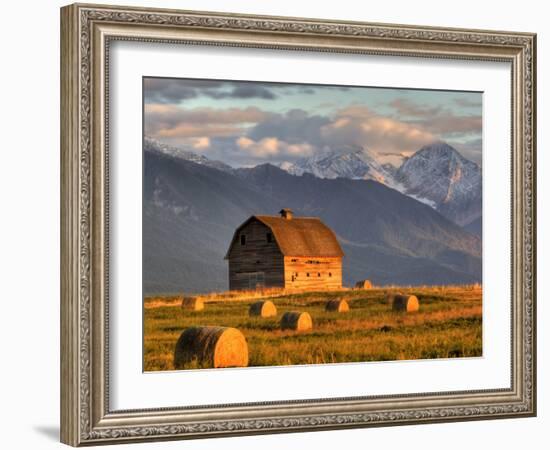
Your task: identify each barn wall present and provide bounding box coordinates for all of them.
[227,220,284,290]
[283,257,342,290]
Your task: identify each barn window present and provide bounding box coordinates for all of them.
[240,234,246,245]
[306,272,310,277]
[329,272,332,277]
[266,232,273,243]
[318,272,321,277]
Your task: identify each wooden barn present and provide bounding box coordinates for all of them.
[224,209,344,291]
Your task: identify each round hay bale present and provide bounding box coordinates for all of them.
[325,299,349,313]
[355,279,373,289]
[392,294,419,312]
[280,311,312,331]
[385,292,397,305]
[174,326,248,369]
[249,300,277,317]
[181,296,204,311]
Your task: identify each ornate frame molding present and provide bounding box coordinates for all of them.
[60,3,536,446]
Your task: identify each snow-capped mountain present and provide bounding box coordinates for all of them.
[279,145,444,207]
[145,136,481,229]
[144,136,232,172]
[396,142,482,226]
[375,152,411,169]
[283,145,400,188]
[279,141,482,227]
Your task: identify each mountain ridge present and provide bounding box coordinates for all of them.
[396,142,482,226]
[283,145,397,186]
[144,148,482,294]
[144,136,482,234]
[144,135,233,172]
[280,141,482,226]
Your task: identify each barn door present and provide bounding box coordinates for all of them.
[248,272,265,289]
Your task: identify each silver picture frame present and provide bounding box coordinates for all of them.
[60,3,536,446]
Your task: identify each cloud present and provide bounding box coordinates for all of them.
[145,104,269,124]
[420,115,482,136]
[154,135,315,168]
[236,136,315,159]
[154,124,239,139]
[206,84,277,100]
[448,138,483,165]
[388,98,481,137]
[190,137,210,149]
[388,99,442,118]
[144,78,224,103]
[145,104,271,138]
[144,78,281,103]
[248,109,330,147]
[375,151,415,167]
[454,98,483,108]
[143,78,335,104]
[145,93,482,167]
[320,106,436,155]
[297,87,316,95]
[236,136,254,149]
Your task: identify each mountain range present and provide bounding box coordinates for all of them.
[143,139,482,294]
[144,136,233,172]
[283,145,397,187]
[281,142,482,228]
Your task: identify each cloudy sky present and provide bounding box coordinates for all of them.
[144,77,482,167]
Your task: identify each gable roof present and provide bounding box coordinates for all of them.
[225,215,344,259]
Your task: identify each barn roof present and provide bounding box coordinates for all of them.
[225,214,344,259]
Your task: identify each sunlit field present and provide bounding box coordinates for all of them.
[143,285,482,371]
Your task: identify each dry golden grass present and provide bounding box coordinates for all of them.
[144,285,482,371]
[144,295,182,309]
[144,284,482,309]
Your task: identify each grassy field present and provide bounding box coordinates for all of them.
[143,286,482,371]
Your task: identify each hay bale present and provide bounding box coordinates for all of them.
[385,292,397,305]
[355,280,373,289]
[392,294,419,312]
[174,326,248,369]
[325,299,349,313]
[280,311,312,331]
[181,296,204,311]
[249,300,277,317]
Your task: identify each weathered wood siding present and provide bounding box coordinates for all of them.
[283,256,342,290]
[227,219,284,290]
